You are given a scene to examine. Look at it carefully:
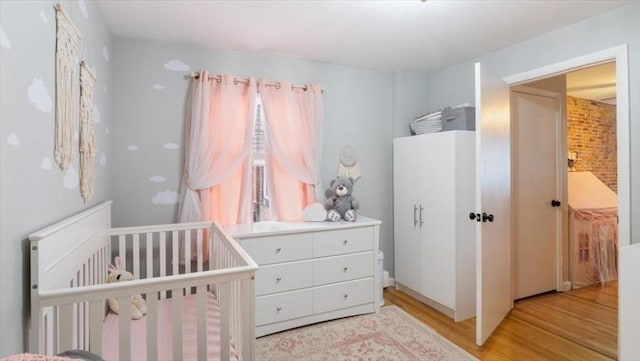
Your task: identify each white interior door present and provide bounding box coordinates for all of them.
[512,88,561,300]
[475,63,512,346]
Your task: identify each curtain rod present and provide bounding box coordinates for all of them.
[189,72,323,92]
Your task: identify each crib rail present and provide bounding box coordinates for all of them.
[30,218,257,361]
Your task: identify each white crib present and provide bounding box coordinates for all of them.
[29,201,258,361]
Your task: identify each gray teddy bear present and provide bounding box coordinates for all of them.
[324,177,360,222]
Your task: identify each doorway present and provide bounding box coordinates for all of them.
[504,54,630,352]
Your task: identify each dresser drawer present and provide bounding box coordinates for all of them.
[256,289,313,326]
[313,252,373,286]
[239,233,312,265]
[312,278,374,314]
[255,260,313,296]
[313,227,373,257]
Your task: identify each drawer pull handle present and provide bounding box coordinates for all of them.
[275,247,282,253]
[343,294,348,300]
[276,306,282,313]
[276,277,282,282]
[343,239,348,245]
[343,267,348,272]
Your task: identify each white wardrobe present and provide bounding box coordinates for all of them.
[393,130,476,321]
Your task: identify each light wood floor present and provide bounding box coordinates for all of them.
[384,281,618,361]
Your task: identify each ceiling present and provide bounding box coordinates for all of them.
[567,62,617,104]
[96,0,632,73]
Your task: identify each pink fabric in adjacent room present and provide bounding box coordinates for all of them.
[260,80,323,221]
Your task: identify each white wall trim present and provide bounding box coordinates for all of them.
[502,44,631,358]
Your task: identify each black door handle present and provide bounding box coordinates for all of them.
[469,212,481,222]
[482,212,494,222]
[551,200,561,207]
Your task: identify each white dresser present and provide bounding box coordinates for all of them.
[225,217,381,337]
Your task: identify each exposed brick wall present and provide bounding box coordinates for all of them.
[567,96,617,193]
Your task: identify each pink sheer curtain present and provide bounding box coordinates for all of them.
[178,72,256,231]
[260,80,323,221]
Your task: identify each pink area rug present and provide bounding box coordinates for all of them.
[256,305,478,361]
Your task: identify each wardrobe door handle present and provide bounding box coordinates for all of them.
[413,204,418,227]
[419,205,424,227]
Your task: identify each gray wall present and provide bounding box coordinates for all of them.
[392,71,430,138]
[418,3,640,244]
[0,0,113,356]
[109,37,395,275]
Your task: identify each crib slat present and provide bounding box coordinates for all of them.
[172,231,179,276]
[59,304,73,353]
[98,248,103,284]
[242,278,256,360]
[218,282,230,361]
[171,288,184,361]
[185,231,191,275]
[208,227,214,272]
[146,293,158,361]
[196,229,203,272]
[133,233,140,278]
[160,232,167,299]
[146,232,153,279]
[196,285,207,360]
[118,296,132,361]
[78,268,84,348]
[89,300,103,356]
[118,235,126,267]
[46,308,54,355]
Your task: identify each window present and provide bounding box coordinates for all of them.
[252,99,271,222]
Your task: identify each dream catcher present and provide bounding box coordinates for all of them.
[337,145,361,181]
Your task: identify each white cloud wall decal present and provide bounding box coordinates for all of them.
[39,10,48,24]
[64,166,79,189]
[102,46,109,61]
[41,157,52,170]
[163,142,178,150]
[0,27,10,49]
[100,153,107,166]
[7,133,19,146]
[152,189,179,205]
[150,176,166,183]
[78,0,88,19]
[93,103,101,123]
[127,145,139,151]
[28,78,53,113]
[153,84,165,90]
[164,60,190,72]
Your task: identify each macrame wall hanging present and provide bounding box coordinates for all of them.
[79,61,97,202]
[337,145,361,181]
[54,3,80,170]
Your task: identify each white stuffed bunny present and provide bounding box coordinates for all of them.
[107,256,147,320]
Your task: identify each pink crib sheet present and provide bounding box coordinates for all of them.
[102,292,230,361]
